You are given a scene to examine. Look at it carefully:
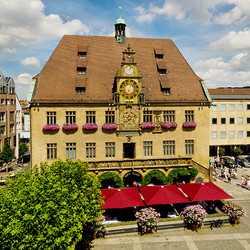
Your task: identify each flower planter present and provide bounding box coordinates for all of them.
[182,121,197,128]
[42,124,60,131]
[161,122,177,129]
[141,122,156,129]
[82,123,98,130]
[62,123,78,131]
[102,123,118,130]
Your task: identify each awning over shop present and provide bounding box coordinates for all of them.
[139,185,191,205]
[177,182,234,202]
[101,187,145,209]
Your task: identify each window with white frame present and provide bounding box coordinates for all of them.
[238,117,243,125]
[221,104,226,111]
[143,141,152,156]
[185,110,194,122]
[163,111,175,122]
[105,111,115,124]
[211,131,218,139]
[105,142,115,157]
[66,143,76,159]
[47,143,57,159]
[66,111,76,124]
[0,112,5,122]
[46,112,56,125]
[220,131,226,139]
[229,104,235,111]
[185,140,194,155]
[86,143,96,158]
[229,131,235,138]
[163,140,175,155]
[238,131,243,138]
[143,110,152,123]
[238,104,243,111]
[211,104,218,111]
[86,111,96,124]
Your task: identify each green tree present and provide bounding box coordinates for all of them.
[141,170,167,186]
[219,147,225,156]
[98,172,124,188]
[19,142,29,156]
[0,141,13,163]
[0,159,103,249]
[233,147,242,157]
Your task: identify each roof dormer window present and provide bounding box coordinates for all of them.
[154,48,164,60]
[76,87,86,94]
[158,68,166,76]
[155,54,163,60]
[78,52,87,59]
[77,67,86,75]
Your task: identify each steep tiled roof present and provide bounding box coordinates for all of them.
[208,88,250,95]
[31,36,209,104]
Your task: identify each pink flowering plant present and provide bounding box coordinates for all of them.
[182,121,197,128]
[62,123,78,131]
[180,205,207,226]
[140,122,156,129]
[92,215,107,238]
[82,123,98,130]
[161,121,178,129]
[222,201,247,220]
[135,207,160,234]
[102,123,118,130]
[42,124,60,131]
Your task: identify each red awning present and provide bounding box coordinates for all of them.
[101,187,145,209]
[177,182,234,202]
[139,185,191,205]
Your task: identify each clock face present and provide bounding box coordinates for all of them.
[119,80,139,99]
[124,66,134,75]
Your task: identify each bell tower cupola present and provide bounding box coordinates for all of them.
[115,6,126,44]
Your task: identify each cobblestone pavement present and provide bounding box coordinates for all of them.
[93,167,250,250]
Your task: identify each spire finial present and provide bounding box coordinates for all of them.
[119,6,122,18]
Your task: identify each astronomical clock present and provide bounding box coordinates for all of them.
[115,44,144,131]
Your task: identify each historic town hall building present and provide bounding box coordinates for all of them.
[30,13,211,186]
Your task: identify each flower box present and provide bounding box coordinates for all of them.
[42,124,60,131]
[182,121,197,128]
[82,123,98,130]
[161,121,178,129]
[102,123,118,130]
[141,122,156,129]
[62,123,78,131]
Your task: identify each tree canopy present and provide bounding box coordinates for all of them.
[0,159,103,249]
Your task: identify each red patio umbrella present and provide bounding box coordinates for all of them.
[177,182,234,202]
[139,185,191,205]
[101,187,145,209]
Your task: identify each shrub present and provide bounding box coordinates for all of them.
[219,147,225,156]
[0,141,13,163]
[19,142,29,156]
[232,147,242,157]
[141,170,167,186]
[98,172,124,188]
[222,201,247,220]
[165,168,191,185]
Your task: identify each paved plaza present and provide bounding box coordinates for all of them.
[93,167,250,250]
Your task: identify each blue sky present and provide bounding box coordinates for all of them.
[0,0,250,99]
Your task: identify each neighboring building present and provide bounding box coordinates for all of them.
[30,14,211,185]
[15,96,22,158]
[209,88,250,156]
[0,71,16,155]
[19,100,30,142]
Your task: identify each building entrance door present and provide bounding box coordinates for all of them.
[123,143,135,158]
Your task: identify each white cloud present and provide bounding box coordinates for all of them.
[14,73,33,85]
[0,0,90,53]
[21,57,40,67]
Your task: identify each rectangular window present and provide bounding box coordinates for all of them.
[220,131,226,139]
[0,126,5,135]
[6,99,10,105]
[1,99,4,105]
[143,110,152,123]
[247,118,250,124]
[143,141,152,156]
[105,142,115,157]
[10,124,14,134]
[238,117,243,125]
[76,87,85,94]
[238,131,243,138]
[163,111,175,122]
[247,131,250,137]
[229,104,235,111]
[0,112,5,122]
[155,54,163,60]
[185,110,194,122]
[46,112,56,125]
[78,51,87,58]
[211,104,218,111]
[230,118,235,124]
[105,111,115,124]
[66,111,76,124]
[10,111,15,122]
[229,131,235,138]
[86,111,96,124]
[247,104,250,110]
[211,131,217,139]
[86,143,96,158]
[163,141,175,155]
[212,118,217,125]
[77,67,86,75]
[221,104,226,111]
[158,68,166,75]
[66,143,76,159]
[238,104,243,111]
[221,118,226,124]
[185,140,194,155]
[47,143,57,159]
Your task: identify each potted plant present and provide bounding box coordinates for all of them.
[140,122,156,129]
[161,121,178,129]
[180,204,207,230]
[135,207,160,235]
[102,123,118,130]
[222,201,247,225]
[42,124,60,131]
[62,123,78,131]
[82,123,98,130]
[182,121,197,128]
